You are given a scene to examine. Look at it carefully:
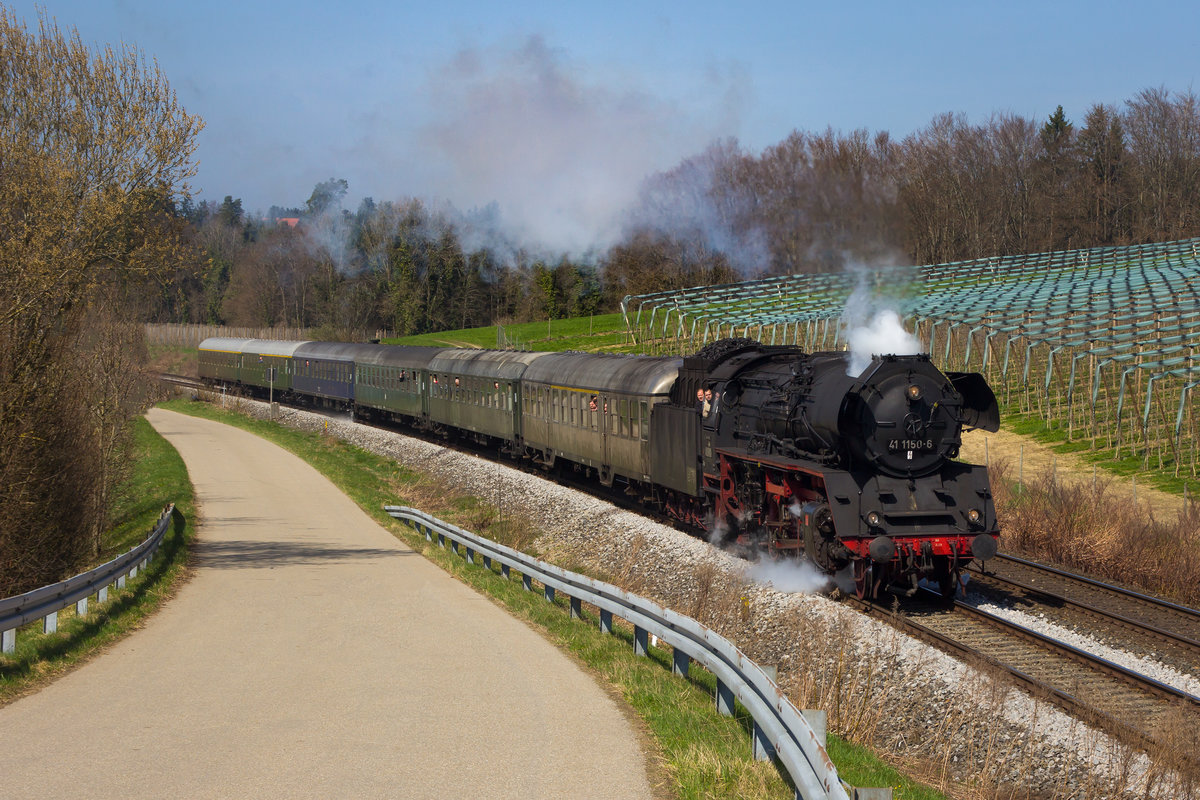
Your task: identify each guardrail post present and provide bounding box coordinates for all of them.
[437,532,445,548]
[501,564,510,579]
[465,546,475,565]
[672,648,690,677]
[423,525,432,542]
[522,574,532,591]
[569,597,582,619]
[451,540,460,556]
[76,597,88,617]
[43,611,57,634]
[599,609,612,634]
[753,721,777,761]
[715,679,734,716]
[544,585,555,603]
[483,555,492,570]
[2,628,14,654]
[634,625,648,656]
[802,710,827,745]
[98,585,108,604]
[117,575,126,589]
[848,789,893,799]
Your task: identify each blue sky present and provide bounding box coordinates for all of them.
[10,1,1199,254]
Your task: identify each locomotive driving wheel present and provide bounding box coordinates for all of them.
[934,564,959,603]
[853,560,873,600]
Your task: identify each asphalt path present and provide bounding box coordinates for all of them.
[0,408,652,799]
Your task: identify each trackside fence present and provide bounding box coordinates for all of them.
[1,504,176,654]
[385,505,891,800]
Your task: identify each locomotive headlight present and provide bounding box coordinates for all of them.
[866,511,882,527]
[906,384,923,402]
[967,508,982,524]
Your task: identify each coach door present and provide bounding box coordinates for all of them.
[600,393,613,484]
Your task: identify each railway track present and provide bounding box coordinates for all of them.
[850,552,1200,761]
[971,554,1200,674]
[159,372,204,389]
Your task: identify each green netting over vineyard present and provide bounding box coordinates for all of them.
[621,237,1200,476]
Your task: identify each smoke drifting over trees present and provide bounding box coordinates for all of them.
[164,83,1200,339]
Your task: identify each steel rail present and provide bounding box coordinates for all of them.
[991,553,1200,619]
[969,563,1200,652]
[384,505,884,800]
[955,599,1200,706]
[853,595,1194,764]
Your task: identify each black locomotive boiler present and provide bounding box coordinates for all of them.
[199,336,1000,599]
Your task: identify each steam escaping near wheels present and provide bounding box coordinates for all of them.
[746,558,832,594]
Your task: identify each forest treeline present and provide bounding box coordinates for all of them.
[151,87,1200,338]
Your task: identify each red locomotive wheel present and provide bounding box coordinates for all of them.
[853,560,873,600]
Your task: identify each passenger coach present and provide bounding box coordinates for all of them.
[520,353,681,487]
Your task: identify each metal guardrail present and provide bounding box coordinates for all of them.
[386,505,892,800]
[1,504,176,654]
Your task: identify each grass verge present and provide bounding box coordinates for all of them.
[0,416,196,705]
[159,396,944,800]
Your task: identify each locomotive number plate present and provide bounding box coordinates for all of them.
[888,439,935,452]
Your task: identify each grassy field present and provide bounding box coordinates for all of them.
[383,312,634,352]
[161,396,941,800]
[0,417,196,705]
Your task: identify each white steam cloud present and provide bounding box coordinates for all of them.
[418,36,745,260]
[840,263,922,376]
[745,559,830,594]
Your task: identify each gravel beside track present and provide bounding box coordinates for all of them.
[245,399,1185,798]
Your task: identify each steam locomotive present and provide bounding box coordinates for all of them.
[199,336,1000,599]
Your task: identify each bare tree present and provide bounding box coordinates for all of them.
[0,8,200,593]
[1124,87,1200,241]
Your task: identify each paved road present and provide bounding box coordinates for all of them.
[0,409,652,799]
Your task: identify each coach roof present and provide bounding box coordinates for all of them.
[522,352,682,395]
[428,349,551,380]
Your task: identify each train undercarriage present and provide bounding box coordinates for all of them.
[661,452,990,602]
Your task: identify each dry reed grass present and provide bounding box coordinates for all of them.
[989,459,1200,607]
